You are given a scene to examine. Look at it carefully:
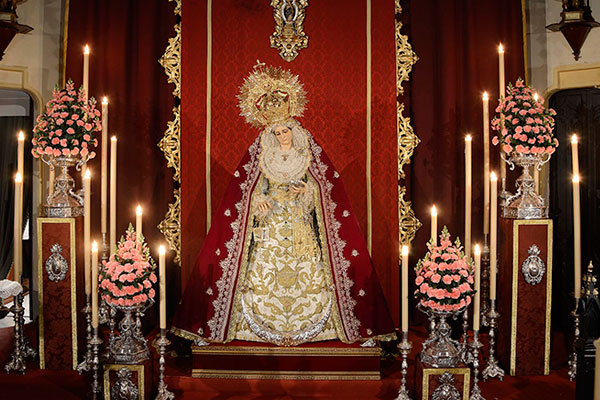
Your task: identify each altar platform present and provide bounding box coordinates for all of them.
[191,339,382,380]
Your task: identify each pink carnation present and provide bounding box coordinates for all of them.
[431,274,441,283]
[442,275,453,285]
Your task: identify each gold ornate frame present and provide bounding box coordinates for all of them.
[158,0,421,264]
[395,1,421,244]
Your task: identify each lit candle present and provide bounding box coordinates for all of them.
[101,97,109,238]
[84,169,91,295]
[571,135,580,178]
[473,244,481,331]
[430,205,438,246]
[159,245,167,330]
[490,172,498,300]
[13,173,22,282]
[482,92,490,236]
[573,174,581,299]
[83,45,90,100]
[91,241,99,328]
[136,205,143,243]
[401,245,409,333]
[17,131,24,177]
[498,44,507,185]
[110,136,117,254]
[464,135,472,258]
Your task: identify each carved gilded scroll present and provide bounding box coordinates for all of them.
[159,0,181,263]
[395,1,421,244]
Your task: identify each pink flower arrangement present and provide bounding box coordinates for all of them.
[491,78,558,156]
[99,224,157,307]
[31,79,101,159]
[414,227,475,313]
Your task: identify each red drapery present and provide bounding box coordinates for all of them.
[65,1,176,291]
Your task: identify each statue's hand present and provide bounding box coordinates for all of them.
[290,181,308,194]
[257,201,273,213]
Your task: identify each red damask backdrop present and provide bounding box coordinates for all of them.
[181,1,400,322]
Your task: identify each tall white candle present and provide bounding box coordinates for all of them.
[48,164,55,198]
[83,45,90,100]
[101,97,109,238]
[573,174,581,299]
[430,205,438,246]
[84,169,91,295]
[91,241,99,328]
[401,245,409,333]
[473,244,481,331]
[159,245,166,330]
[17,131,24,177]
[594,337,600,400]
[490,172,498,300]
[136,205,143,243]
[571,135,580,178]
[110,136,117,254]
[482,92,490,236]
[465,135,472,258]
[498,44,507,185]
[13,173,22,282]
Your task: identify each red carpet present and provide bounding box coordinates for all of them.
[0,325,574,399]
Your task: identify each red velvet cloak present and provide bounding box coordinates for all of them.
[172,129,395,343]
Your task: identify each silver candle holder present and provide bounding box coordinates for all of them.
[4,293,36,373]
[155,328,175,400]
[567,298,580,381]
[76,295,93,373]
[480,237,491,327]
[91,327,103,397]
[395,331,413,400]
[482,299,504,380]
[460,309,473,365]
[469,330,485,400]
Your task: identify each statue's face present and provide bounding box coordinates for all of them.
[274,125,292,148]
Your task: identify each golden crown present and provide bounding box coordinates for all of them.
[238,61,307,128]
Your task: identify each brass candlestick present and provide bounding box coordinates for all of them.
[76,295,93,374]
[155,329,175,400]
[395,331,413,400]
[469,330,485,400]
[482,299,505,380]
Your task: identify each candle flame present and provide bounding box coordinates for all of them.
[465,134,472,142]
[431,205,437,217]
[498,43,504,53]
[136,205,142,215]
[571,134,578,144]
[84,44,90,54]
[482,91,489,101]
[15,172,22,183]
[573,174,581,183]
[159,245,166,255]
[92,241,98,252]
[401,245,409,256]
[102,96,108,105]
[111,136,117,142]
[533,92,539,102]
[490,171,498,182]
[84,169,91,179]
[474,244,481,256]
[17,131,24,140]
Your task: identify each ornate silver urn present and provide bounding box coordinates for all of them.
[41,154,88,217]
[109,301,152,364]
[418,304,467,368]
[502,152,551,219]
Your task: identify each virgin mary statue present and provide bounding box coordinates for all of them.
[172,63,395,346]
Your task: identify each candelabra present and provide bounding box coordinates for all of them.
[156,329,175,400]
[91,327,103,397]
[482,299,505,380]
[4,293,36,373]
[395,331,413,400]
[568,298,581,381]
[460,309,473,364]
[76,295,93,373]
[469,330,485,400]
[480,237,490,327]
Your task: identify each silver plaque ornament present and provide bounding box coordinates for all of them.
[521,244,545,285]
[45,243,69,282]
[432,372,461,400]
